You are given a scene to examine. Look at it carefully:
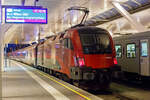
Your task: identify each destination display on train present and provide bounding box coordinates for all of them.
[5,7,47,24]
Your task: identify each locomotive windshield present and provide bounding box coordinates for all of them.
[79,28,112,54]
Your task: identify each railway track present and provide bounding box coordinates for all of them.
[94,82,150,100]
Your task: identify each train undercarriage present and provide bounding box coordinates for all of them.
[35,65,114,90]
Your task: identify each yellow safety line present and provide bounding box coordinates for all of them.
[35,70,91,100]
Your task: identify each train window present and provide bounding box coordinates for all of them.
[68,39,74,50]
[63,38,73,50]
[127,44,136,58]
[141,42,148,57]
[63,38,68,48]
[115,45,122,58]
[79,32,112,54]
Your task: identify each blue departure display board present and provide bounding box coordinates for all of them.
[5,7,47,24]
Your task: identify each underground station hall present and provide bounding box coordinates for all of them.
[1,0,150,100]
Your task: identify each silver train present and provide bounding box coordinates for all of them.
[113,31,150,81]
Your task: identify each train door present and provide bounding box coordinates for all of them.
[62,38,69,67]
[62,38,73,68]
[124,40,140,74]
[140,40,150,76]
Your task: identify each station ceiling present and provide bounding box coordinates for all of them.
[1,0,150,44]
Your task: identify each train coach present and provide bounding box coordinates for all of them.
[113,31,150,82]
[8,25,118,90]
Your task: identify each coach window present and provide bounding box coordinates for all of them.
[127,44,136,58]
[141,42,148,57]
[115,45,122,58]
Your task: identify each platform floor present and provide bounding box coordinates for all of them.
[2,60,102,100]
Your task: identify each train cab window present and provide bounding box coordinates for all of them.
[141,42,148,57]
[127,44,136,58]
[115,45,122,58]
[79,30,112,54]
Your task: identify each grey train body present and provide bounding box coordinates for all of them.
[113,31,150,80]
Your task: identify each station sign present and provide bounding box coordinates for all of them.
[5,6,47,24]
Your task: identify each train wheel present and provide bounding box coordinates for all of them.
[37,66,39,69]
[62,75,71,83]
[44,68,47,72]
[46,68,48,73]
[72,80,80,87]
[58,75,62,80]
[72,80,89,90]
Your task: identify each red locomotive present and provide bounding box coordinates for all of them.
[7,7,118,90]
[8,25,118,90]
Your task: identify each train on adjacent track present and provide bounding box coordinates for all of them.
[113,31,150,82]
[7,25,119,90]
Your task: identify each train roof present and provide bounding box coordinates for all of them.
[113,31,150,40]
[69,25,107,32]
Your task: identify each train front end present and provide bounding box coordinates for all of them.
[70,26,117,90]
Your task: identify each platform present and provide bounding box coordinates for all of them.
[2,60,102,100]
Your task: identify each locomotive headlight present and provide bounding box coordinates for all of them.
[78,58,85,67]
[73,56,85,67]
